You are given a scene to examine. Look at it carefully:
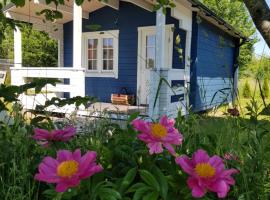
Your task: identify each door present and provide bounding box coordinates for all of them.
[137,25,173,106]
[138,28,156,105]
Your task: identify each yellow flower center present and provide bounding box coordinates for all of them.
[57,160,79,178]
[195,163,216,178]
[151,123,167,138]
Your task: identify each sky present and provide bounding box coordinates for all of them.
[254,0,270,56]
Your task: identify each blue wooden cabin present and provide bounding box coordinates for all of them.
[5,0,245,118]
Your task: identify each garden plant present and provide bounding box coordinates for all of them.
[1,80,270,200]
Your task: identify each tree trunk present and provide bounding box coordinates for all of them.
[243,0,270,48]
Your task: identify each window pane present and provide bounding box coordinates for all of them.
[146,35,155,47]
[146,47,155,68]
[108,49,113,59]
[88,49,93,59]
[92,60,97,70]
[88,60,93,70]
[108,60,113,70]
[88,39,98,48]
[103,60,108,70]
[103,38,113,48]
[103,49,108,59]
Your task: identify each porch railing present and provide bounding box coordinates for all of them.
[10,67,85,110]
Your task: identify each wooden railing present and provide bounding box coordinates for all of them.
[10,67,85,97]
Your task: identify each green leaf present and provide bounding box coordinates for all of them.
[139,170,160,192]
[119,167,137,194]
[152,166,168,199]
[133,187,151,200]
[126,183,147,193]
[142,191,159,200]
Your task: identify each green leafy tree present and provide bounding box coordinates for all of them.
[0,23,58,67]
[200,0,257,72]
[243,81,252,98]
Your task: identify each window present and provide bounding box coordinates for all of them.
[83,30,119,78]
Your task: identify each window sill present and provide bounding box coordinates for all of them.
[85,71,118,79]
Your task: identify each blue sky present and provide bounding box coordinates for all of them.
[254,0,270,56]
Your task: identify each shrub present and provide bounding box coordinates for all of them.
[242,81,251,98]
[262,77,270,98]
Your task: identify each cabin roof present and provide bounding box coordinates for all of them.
[187,0,246,40]
[2,0,246,40]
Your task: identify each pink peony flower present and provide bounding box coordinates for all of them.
[33,126,76,146]
[132,115,183,155]
[35,149,103,192]
[175,149,238,198]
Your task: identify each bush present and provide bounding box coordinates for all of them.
[242,81,252,98]
[262,77,270,98]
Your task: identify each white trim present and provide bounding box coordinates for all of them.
[122,0,153,12]
[136,24,174,106]
[14,26,22,68]
[73,2,82,69]
[82,30,119,78]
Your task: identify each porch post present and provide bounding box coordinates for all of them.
[149,8,166,119]
[14,26,22,68]
[73,1,82,68]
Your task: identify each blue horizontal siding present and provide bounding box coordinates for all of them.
[63,2,187,102]
[190,12,239,111]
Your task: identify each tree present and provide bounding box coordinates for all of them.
[0,23,58,67]
[201,0,257,70]
[243,0,270,48]
[243,81,252,98]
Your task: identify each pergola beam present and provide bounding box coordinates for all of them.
[101,0,119,10]
[122,0,153,11]
[34,0,89,19]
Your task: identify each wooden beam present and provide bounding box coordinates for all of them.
[34,0,89,19]
[122,0,153,12]
[101,0,119,10]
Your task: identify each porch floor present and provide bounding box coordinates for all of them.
[86,102,148,116]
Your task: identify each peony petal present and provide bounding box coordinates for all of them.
[33,128,51,140]
[73,149,81,162]
[159,115,175,127]
[163,143,176,156]
[209,155,225,173]
[193,149,210,164]
[147,142,163,154]
[209,180,229,198]
[34,173,60,183]
[175,155,194,175]
[56,182,70,192]
[79,164,103,179]
[187,177,206,198]
[57,150,73,162]
[132,119,151,134]
[79,151,97,172]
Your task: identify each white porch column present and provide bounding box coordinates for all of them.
[149,9,166,119]
[73,1,82,68]
[12,25,24,86]
[14,26,22,68]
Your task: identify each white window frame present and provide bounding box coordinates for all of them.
[83,30,119,78]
